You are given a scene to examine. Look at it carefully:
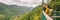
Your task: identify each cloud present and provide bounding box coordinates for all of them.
[0,0,49,8]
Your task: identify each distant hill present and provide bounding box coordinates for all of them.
[0,2,33,19]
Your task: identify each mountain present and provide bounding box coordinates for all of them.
[0,2,33,19]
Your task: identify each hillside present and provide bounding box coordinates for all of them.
[10,5,42,20]
[0,2,33,20]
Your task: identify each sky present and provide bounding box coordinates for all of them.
[0,0,50,8]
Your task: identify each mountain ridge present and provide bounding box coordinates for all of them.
[0,2,33,19]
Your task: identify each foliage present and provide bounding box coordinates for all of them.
[0,15,6,20]
[48,0,60,11]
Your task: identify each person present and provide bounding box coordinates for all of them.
[42,4,53,20]
[43,4,52,15]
